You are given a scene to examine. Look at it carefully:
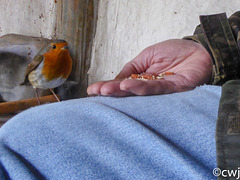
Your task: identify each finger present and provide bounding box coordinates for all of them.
[100,80,134,96]
[119,79,178,96]
[87,81,107,95]
[115,49,151,80]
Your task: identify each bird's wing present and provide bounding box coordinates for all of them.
[20,55,44,85]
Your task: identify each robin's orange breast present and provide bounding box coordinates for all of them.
[41,49,72,81]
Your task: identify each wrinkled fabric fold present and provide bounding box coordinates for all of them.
[0,85,221,179]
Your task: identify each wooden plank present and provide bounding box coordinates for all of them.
[0,95,60,115]
[54,0,99,98]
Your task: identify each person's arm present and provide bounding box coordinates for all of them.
[184,11,240,85]
[87,12,240,97]
[87,39,212,96]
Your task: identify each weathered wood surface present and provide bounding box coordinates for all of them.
[0,94,60,115]
[54,0,99,98]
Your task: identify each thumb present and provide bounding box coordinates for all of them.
[115,47,152,80]
[115,60,146,80]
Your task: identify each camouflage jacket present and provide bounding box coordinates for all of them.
[186,12,240,179]
[185,11,240,85]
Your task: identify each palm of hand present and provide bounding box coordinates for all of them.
[87,39,212,96]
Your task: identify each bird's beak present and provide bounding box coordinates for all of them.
[62,45,69,50]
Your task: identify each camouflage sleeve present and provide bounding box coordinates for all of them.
[184,11,240,85]
[215,80,240,176]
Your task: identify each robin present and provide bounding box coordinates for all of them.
[21,39,72,104]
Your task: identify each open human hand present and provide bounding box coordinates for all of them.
[87,39,212,96]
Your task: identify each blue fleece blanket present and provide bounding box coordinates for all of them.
[0,85,221,179]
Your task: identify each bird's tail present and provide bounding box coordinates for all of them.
[19,76,31,86]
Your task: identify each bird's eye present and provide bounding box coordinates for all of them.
[52,45,56,49]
